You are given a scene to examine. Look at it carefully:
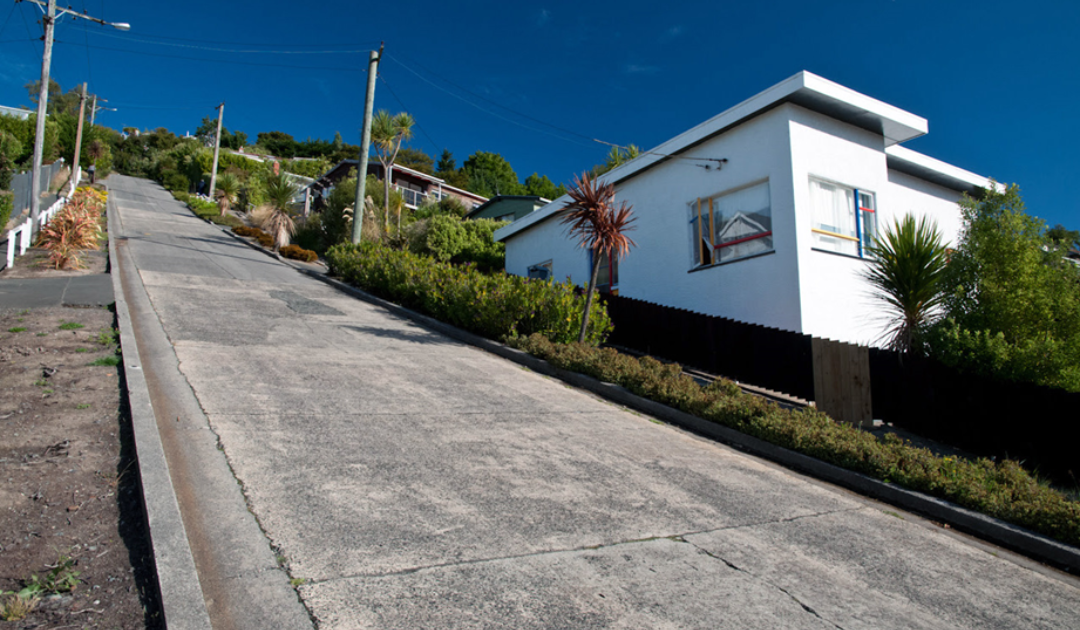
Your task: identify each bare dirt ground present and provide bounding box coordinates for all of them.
[0,303,161,626]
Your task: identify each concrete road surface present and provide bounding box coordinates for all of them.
[108,174,1080,630]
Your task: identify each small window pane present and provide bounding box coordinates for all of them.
[810,179,857,256]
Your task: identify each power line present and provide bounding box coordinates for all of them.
[387,52,728,168]
[86,29,379,55]
[54,39,369,72]
[18,1,40,56]
[386,53,595,149]
[377,74,441,154]
[0,2,18,40]
[86,27,380,49]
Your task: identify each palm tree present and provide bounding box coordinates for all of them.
[215,172,240,216]
[261,174,298,252]
[560,172,636,344]
[371,110,415,234]
[863,214,949,353]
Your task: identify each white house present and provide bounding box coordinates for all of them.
[495,71,994,346]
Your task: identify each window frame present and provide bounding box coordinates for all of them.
[808,176,877,259]
[688,179,774,270]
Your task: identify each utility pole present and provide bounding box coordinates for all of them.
[352,44,383,244]
[208,102,224,199]
[71,82,87,183]
[25,0,129,234]
[29,0,57,231]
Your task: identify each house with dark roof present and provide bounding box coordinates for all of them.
[309,160,486,212]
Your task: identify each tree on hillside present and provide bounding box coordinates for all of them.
[256,131,299,157]
[561,172,636,344]
[436,149,456,176]
[1046,224,1080,251]
[524,173,566,200]
[396,147,434,174]
[863,215,949,353]
[462,151,523,197]
[371,110,415,232]
[927,184,1080,391]
[590,144,641,177]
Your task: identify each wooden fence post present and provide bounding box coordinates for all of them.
[812,338,873,427]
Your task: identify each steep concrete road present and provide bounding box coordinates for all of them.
[108,174,1079,629]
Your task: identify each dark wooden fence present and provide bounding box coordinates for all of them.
[603,293,1079,483]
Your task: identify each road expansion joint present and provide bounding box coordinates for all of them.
[678,537,847,630]
[303,508,865,587]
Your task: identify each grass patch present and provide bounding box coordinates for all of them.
[507,333,1080,548]
[89,356,120,367]
[8,327,27,333]
[58,321,84,330]
[75,347,88,353]
[96,328,118,346]
[76,403,91,409]
[35,332,47,337]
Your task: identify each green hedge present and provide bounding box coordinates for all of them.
[326,243,611,345]
[506,334,1080,547]
[0,191,12,231]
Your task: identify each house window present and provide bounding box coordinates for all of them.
[496,212,516,223]
[809,178,877,257]
[528,260,553,281]
[589,250,619,293]
[689,181,772,268]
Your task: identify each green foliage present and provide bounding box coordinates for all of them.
[462,151,523,197]
[281,157,331,179]
[396,147,434,174]
[0,191,12,231]
[410,214,507,271]
[0,131,22,188]
[0,114,35,165]
[928,184,1080,391]
[90,355,120,367]
[524,172,566,199]
[863,215,949,352]
[591,144,641,177]
[435,149,456,175]
[8,326,27,333]
[413,195,468,220]
[256,130,299,157]
[58,321,84,330]
[508,334,1080,547]
[326,243,611,345]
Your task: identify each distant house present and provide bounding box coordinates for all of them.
[495,71,997,346]
[0,105,33,120]
[309,160,486,212]
[465,195,549,222]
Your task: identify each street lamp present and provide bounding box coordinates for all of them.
[21,0,129,232]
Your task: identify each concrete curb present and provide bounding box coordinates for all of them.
[284,264,1080,576]
[108,197,214,629]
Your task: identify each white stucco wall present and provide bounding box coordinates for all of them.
[788,106,966,345]
[506,106,804,333]
[503,101,976,348]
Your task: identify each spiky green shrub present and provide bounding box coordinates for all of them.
[0,191,12,231]
[326,243,612,345]
[508,333,1080,547]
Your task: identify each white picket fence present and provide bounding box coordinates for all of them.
[4,167,81,269]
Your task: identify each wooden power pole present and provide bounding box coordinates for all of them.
[352,44,382,244]
[208,103,224,199]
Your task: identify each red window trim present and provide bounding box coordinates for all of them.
[714,230,772,249]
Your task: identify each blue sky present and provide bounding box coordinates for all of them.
[1,0,1077,230]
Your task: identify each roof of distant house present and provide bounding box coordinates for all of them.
[0,105,34,120]
[464,195,549,219]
